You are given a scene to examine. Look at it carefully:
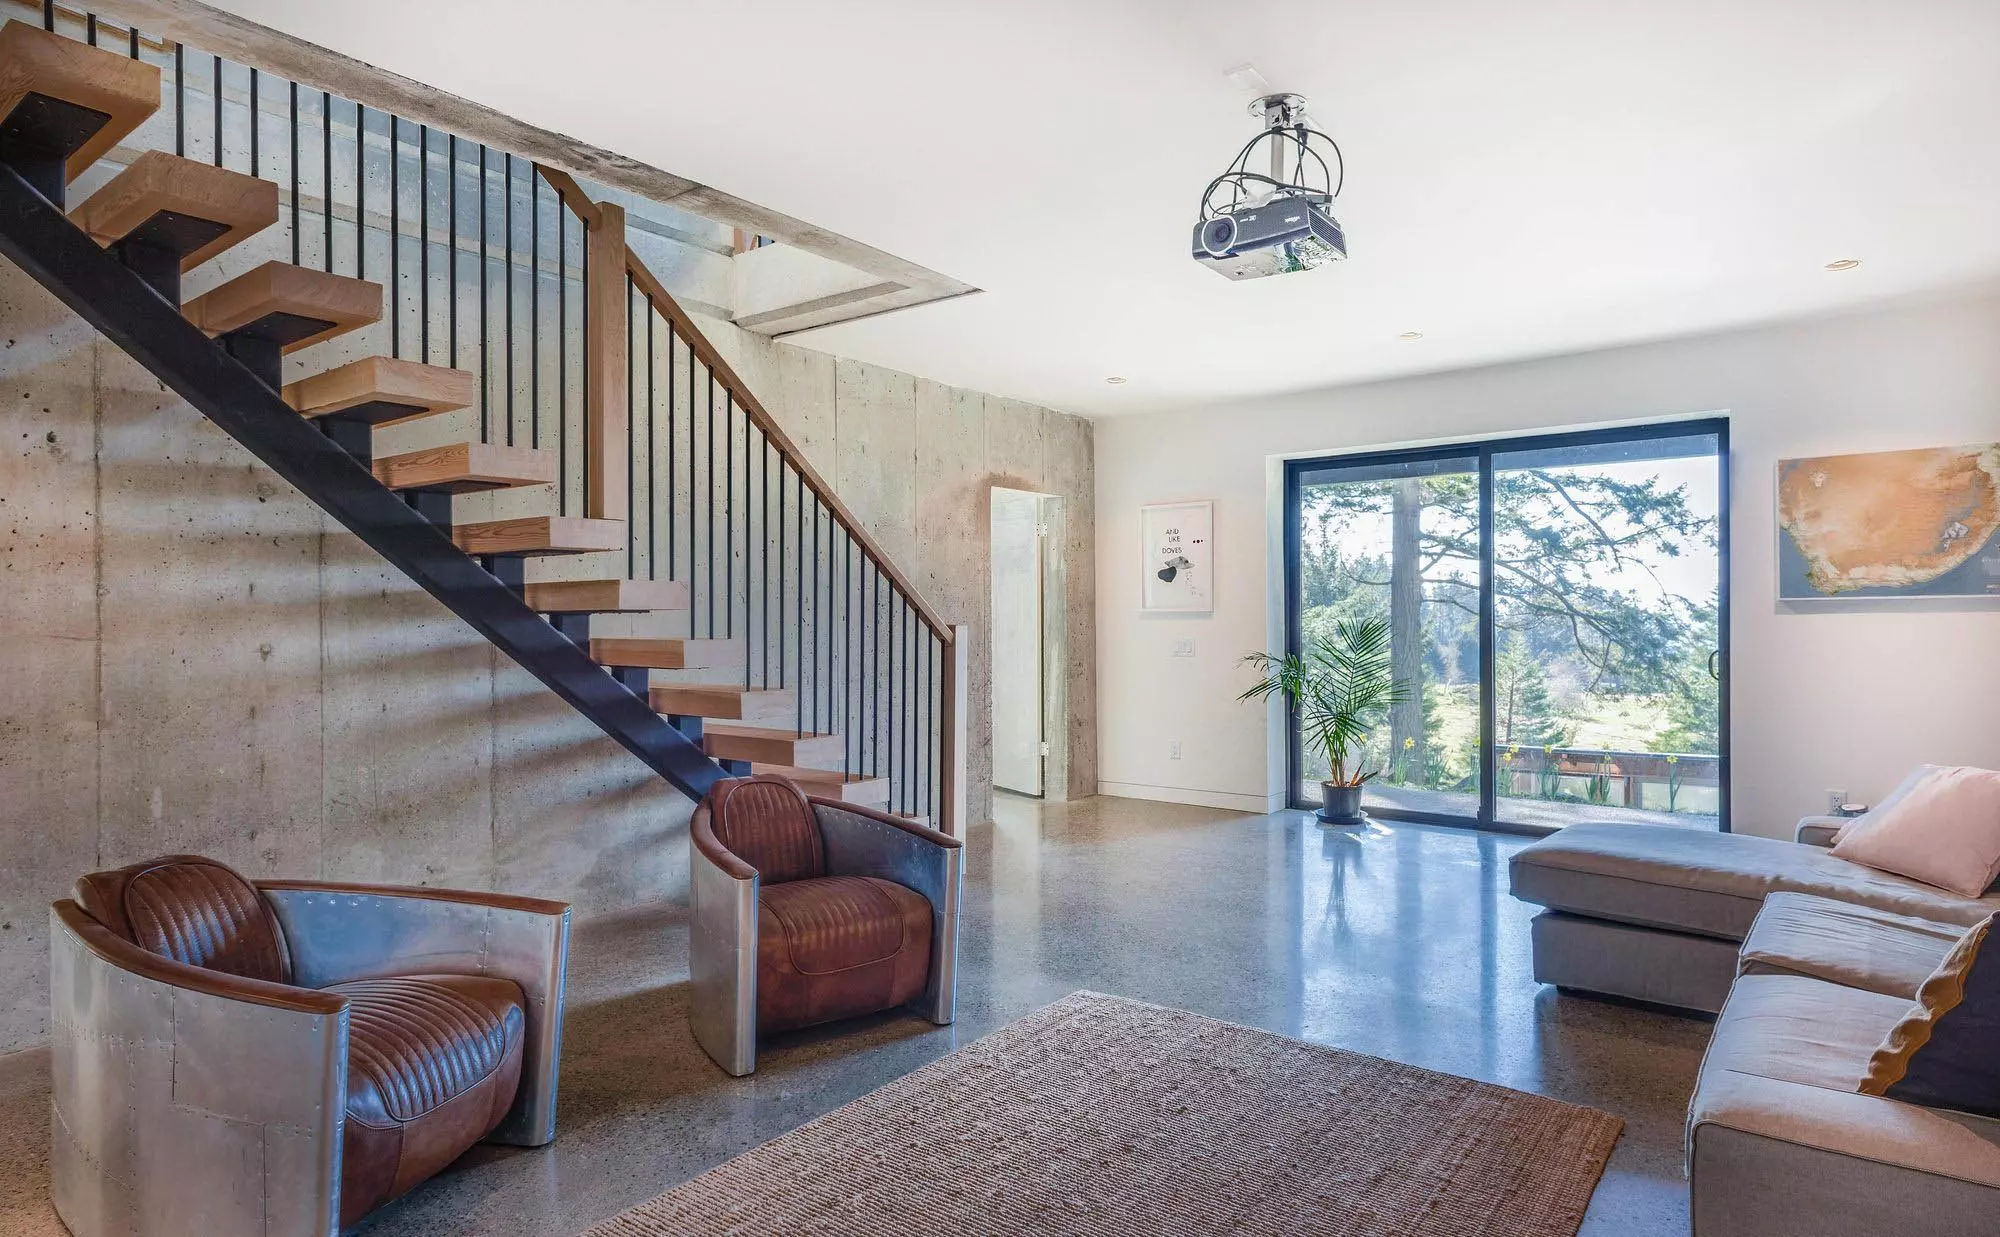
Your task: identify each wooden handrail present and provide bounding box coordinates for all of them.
[619,227,954,645]
[534,165,602,229]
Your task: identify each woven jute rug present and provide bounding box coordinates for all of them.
[588,991,1623,1237]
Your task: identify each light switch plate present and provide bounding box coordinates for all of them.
[1170,639,1196,657]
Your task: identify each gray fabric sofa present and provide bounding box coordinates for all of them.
[1510,820,2000,1013]
[1511,822,2000,1237]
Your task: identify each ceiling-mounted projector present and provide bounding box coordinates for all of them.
[1193,92,1346,280]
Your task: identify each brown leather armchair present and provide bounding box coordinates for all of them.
[49,855,571,1236]
[689,775,962,1075]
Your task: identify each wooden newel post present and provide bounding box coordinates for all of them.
[584,201,628,521]
[940,624,970,836]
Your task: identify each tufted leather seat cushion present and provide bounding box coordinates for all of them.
[331,974,526,1226]
[72,854,289,982]
[757,875,932,1034]
[709,775,825,883]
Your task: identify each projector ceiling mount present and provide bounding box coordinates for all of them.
[1192,92,1348,280]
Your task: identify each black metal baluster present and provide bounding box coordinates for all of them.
[248,70,257,176]
[716,370,724,636]
[84,12,94,44]
[761,437,771,691]
[174,43,183,157]
[845,538,854,774]
[354,105,363,281]
[211,55,220,169]
[646,307,655,578]
[917,632,926,819]
[128,26,138,59]
[388,116,399,356]
[907,605,917,814]
[895,595,904,807]
[41,2,51,32]
[320,92,332,271]
[732,390,740,644]
[418,124,429,363]
[557,199,567,512]
[667,323,677,582]
[778,450,787,697]
[504,153,514,446]
[287,84,297,262]
[446,135,456,367]
[810,492,820,735]
[479,145,488,442]
[872,563,882,778]
[625,280,636,578]
[531,174,540,450]
[580,191,589,519]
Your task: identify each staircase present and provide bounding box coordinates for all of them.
[0,13,964,830]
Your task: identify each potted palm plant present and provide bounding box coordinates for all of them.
[1240,616,1409,825]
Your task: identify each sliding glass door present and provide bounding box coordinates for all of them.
[1284,420,1729,833]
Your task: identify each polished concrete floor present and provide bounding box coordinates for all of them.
[0,795,1711,1236]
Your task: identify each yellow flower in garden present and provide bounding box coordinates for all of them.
[1403,737,1416,749]
[1666,754,1679,765]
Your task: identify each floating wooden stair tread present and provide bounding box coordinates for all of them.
[521,578,688,614]
[702,723,843,768]
[373,442,555,493]
[285,356,476,426]
[588,636,740,670]
[0,21,161,186]
[454,515,623,557]
[749,764,890,808]
[183,260,381,353]
[650,684,794,727]
[71,151,278,271]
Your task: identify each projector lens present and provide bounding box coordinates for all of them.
[1199,216,1238,257]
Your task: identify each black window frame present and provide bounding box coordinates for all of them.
[1281,417,1732,836]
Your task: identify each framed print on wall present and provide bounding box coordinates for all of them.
[1776,442,2000,600]
[1141,500,1214,612]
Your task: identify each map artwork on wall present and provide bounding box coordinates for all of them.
[1140,500,1214,613]
[1777,442,2000,600]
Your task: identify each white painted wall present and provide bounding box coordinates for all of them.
[1094,291,2000,835]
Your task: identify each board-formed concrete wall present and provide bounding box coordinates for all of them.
[0,258,1092,1053]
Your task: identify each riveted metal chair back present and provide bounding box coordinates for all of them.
[71,854,290,983]
[706,775,825,884]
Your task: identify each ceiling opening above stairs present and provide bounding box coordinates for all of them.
[95,0,981,337]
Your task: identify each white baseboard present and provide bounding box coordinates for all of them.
[1096,781,1285,814]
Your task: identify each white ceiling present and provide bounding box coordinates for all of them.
[207,0,2000,418]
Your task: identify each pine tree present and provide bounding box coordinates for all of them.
[1495,633,1564,749]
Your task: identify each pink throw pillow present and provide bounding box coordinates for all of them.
[1832,767,2000,897]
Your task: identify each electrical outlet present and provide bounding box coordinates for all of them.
[1826,788,1848,815]
[1171,639,1196,657]
[1169,741,1182,761]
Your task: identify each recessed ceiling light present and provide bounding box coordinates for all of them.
[1824,259,1862,271]
[1104,376,1127,385]
[1397,331,1424,341]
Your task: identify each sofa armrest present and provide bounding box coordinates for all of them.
[50,900,347,1235]
[689,803,759,1076]
[1795,816,1847,848]
[257,880,570,1147]
[813,799,962,1026]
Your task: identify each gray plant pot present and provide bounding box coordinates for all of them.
[1317,781,1367,826]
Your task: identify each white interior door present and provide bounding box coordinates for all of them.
[991,488,1044,796]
